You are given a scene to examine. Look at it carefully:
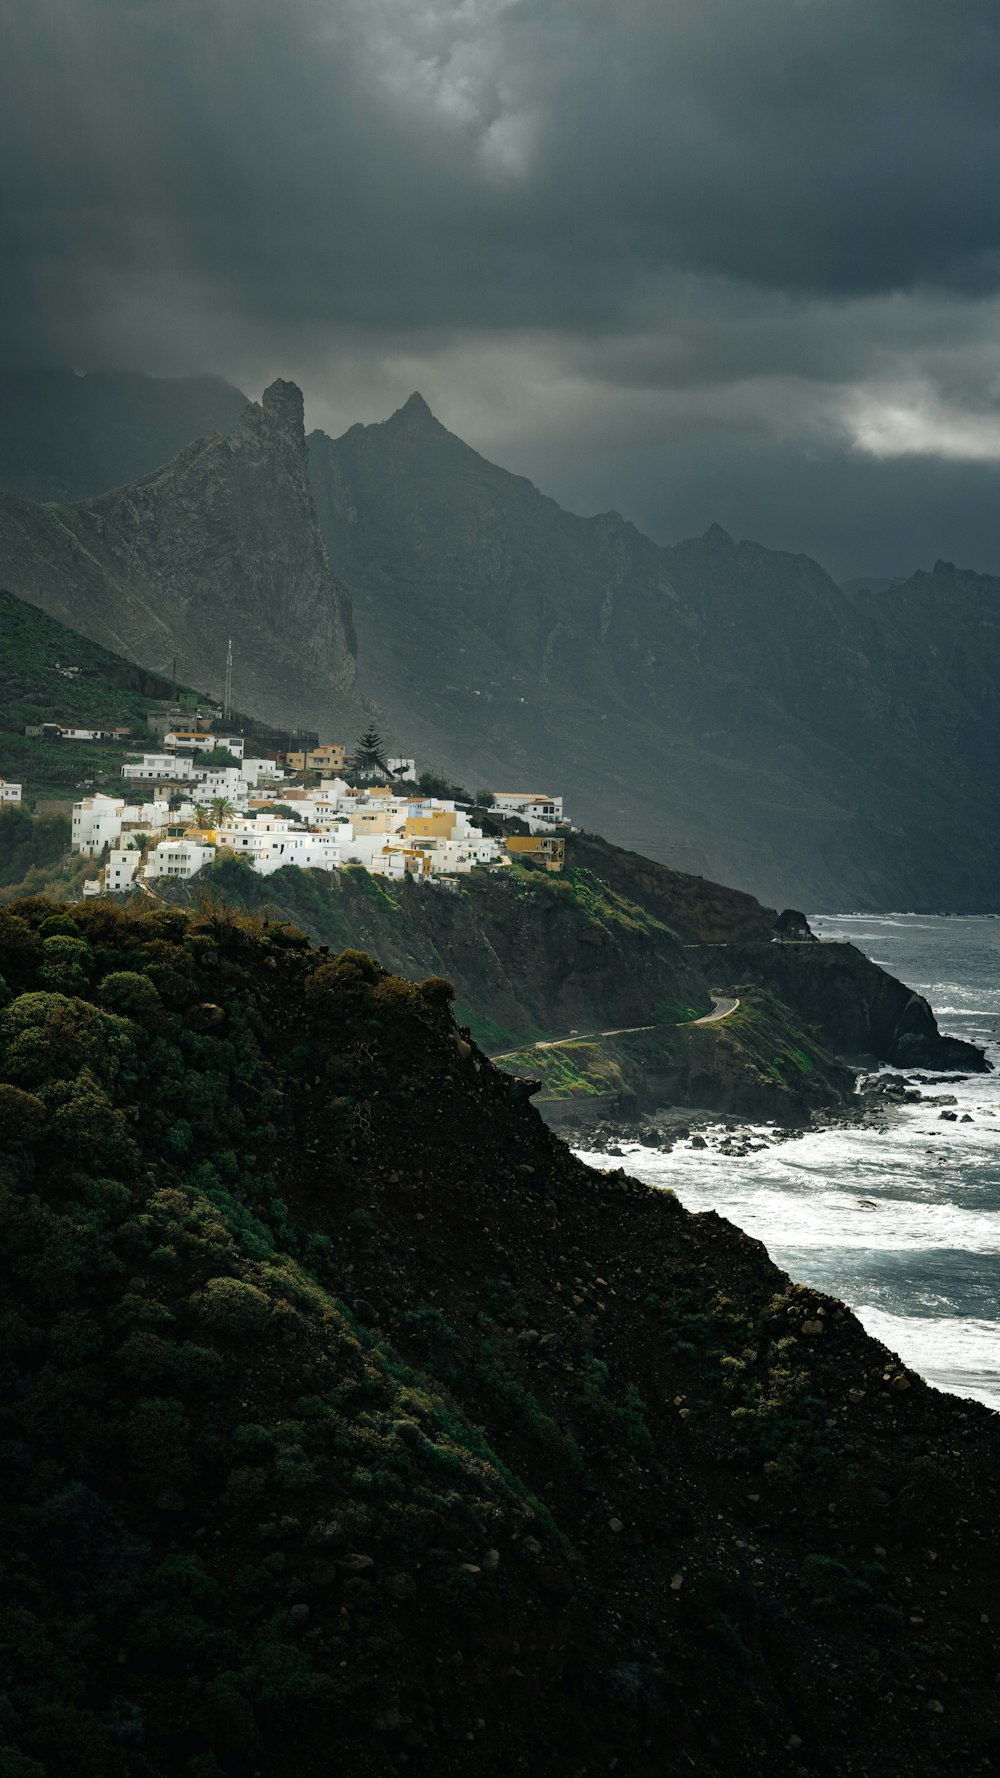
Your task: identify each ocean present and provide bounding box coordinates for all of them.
[577,915,1000,1409]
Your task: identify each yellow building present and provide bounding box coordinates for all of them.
[504,835,565,872]
[282,742,345,772]
[405,811,456,841]
[308,743,345,771]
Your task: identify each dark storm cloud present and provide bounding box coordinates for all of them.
[3,0,1000,573]
[4,0,1000,358]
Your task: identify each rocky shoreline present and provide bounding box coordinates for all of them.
[570,1068,986,1160]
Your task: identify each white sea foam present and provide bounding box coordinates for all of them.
[577,914,1000,1410]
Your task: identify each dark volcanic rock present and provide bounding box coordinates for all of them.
[308,398,1000,910]
[691,938,990,1073]
[0,380,362,736]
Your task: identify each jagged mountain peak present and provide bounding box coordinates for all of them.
[387,390,446,432]
[702,521,734,545]
[260,376,306,432]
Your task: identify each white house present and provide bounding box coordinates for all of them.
[72,795,130,855]
[214,818,345,876]
[59,726,130,743]
[197,765,245,797]
[0,779,22,804]
[492,792,564,832]
[72,794,175,856]
[242,756,285,784]
[163,731,245,760]
[105,847,142,893]
[123,753,200,784]
[144,839,216,880]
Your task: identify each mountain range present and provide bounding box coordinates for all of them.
[0,368,997,909]
[0,378,362,740]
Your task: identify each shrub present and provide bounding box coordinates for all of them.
[0,911,42,988]
[333,948,383,983]
[0,993,132,1090]
[419,976,455,1006]
[372,976,417,1013]
[0,1083,46,1141]
[38,914,81,939]
[38,935,94,996]
[98,971,163,1020]
[194,1276,273,1339]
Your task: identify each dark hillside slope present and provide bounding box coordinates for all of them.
[867,559,1000,733]
[0,367,247,502]
[171,857,713,1053]
[0,585,178,727]
[183,852,987,1081]
[308,398,1000,910]
[1,897,998,1778]
[0,382,362,737]
[565,830,775,943]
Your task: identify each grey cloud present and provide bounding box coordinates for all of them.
[3,0,1000,576]
[4,0,1000,364]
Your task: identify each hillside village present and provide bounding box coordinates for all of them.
[59,721,568,897]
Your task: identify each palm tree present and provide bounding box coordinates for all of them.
[210,796,234,824]
[192,802,210,828]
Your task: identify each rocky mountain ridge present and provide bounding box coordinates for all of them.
[1,372,997,908]
[308,395,1000,910]
[0,381,363,738]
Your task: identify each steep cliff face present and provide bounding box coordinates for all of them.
[0,381,362,735]
[2,897,998,1778]
[565,831,775,943]
[308,399,1000,910]
[692,939,990,1072]
[193,860,711,1051]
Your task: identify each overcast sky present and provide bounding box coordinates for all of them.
[4,0,1000,577]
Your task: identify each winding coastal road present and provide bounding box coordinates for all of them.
[491,995,739,1061]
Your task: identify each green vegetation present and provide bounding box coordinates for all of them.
[0,587,281,804]
[508,862,680,939]
[0,804,70,887]
[499,1039,630,1101]
[0,898,556,1775]
[0,895,994,1776]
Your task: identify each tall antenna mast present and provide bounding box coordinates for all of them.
[223,638,233,721]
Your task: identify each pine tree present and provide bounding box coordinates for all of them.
[355,726,391,774]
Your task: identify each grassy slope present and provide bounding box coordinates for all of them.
[0,898,997,1778]
[155,857,712,1056]
[0,587,278,804]
[500,989,855,1121]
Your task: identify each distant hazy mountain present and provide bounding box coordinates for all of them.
[0,372,995,906]
[0,381,362,737]
[0,367,247,502]
[308,395,999,910]
[839,577,898,601]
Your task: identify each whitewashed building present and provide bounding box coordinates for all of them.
[105,847,142,892]
[0,779,22,804]
[144,839,216,880]
[122,754,201,784]
[492,792,564,831]
[163,731,245,759]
